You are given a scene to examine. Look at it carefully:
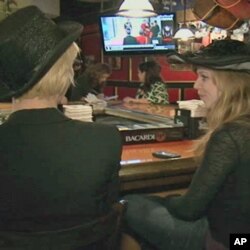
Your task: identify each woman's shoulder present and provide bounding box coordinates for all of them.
[151,81,167,91]
[138,83,144,88]
[154,80,165,85]
[224,115,250,131]
[152,81,166,87]
[218,116,250,142]
[75,73,88,83]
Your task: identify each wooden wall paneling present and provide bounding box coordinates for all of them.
[109,56,130,81]
[184,88,200,100]
[131,56,145,81]
[168,88,181,104]
[81,24,102,63]
[117,87,137,100]
[153,55,197,82]
[103,86,116,97]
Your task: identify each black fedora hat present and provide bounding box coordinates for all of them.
[166,39,250,73]
[0,6,83,101]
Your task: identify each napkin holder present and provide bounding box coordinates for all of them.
[174,108,207,139]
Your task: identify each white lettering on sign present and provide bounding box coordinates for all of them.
[125,134,155,142]
[234,238,247,245]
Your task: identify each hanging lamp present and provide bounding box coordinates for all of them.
[173,0,194,40]
[116,0,157,18]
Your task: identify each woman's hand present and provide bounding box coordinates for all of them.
[123,97,149,104]
[123,97,135,103]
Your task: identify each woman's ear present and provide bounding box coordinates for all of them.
[58,96,68,105]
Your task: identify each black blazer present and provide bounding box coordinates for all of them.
[0,108,122,248]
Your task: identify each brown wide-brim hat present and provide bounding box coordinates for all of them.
[0,6,83,101]
[166,39,250,73]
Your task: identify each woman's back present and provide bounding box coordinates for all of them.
[0,108,122,232]
[206,118,250,246]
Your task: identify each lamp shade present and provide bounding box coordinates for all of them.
[117,0,157,17]
[173,0,194,41]
[174,26,194,40]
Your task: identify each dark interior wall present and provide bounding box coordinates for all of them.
[59,0,123,24]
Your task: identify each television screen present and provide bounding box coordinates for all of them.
[99,13,176,55]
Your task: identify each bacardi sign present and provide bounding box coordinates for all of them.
[125,134,156,142]
[121,128,184,145]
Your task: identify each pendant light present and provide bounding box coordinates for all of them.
[174,0,194,40]
[116,0,157,18]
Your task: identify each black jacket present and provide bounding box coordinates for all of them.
[0,108,122,248]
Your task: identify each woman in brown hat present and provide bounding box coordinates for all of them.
[124,39,250,250]
[0,6,122,250]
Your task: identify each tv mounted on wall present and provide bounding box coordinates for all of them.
[99,13,176,55]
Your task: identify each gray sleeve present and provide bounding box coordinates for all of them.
[165,128,238,220]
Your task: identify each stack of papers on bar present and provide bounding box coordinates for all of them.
[177,100,206,117]
[84,93,107,112]
[63,105,93,122]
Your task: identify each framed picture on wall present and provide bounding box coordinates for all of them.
[103,56,122,70]
[83,55,96,68]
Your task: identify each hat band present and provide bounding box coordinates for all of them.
[214,62,250,72]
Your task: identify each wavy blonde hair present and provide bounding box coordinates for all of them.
[19,42,79,100]
[195,69,250,161]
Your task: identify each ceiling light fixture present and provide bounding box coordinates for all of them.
[173,0,194,41]
[116,0,157,18]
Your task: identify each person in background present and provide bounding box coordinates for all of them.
[150,20,160,43]
[123,39,250,250]
[73,58,84,78]
[70,62,111,101]
[136,29,147,44]
[123,20,138,45]
[0,6,122,249]
[123,61,169,105]
[140,19,151,43]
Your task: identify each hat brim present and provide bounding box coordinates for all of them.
[0,21,82,101]
[166,48,250,73]
[167,39,250,73]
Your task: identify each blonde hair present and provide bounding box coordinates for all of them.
[19,42,79,100]
[195,69,250,160]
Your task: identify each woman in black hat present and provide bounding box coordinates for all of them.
[123,39,250,250]
[0,6,122,250]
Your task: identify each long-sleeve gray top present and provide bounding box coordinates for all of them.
[165,115,250,248]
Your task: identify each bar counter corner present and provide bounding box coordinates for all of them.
[120,139,197,194]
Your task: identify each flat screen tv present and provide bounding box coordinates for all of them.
[99,13,176,55]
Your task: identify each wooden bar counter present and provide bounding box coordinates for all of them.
[120,140,197,194]
[103,102,197,193]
